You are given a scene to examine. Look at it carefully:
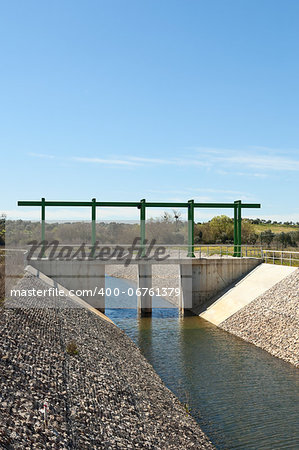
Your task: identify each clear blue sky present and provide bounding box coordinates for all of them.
[1,0,299,222]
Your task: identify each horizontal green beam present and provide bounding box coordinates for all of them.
[18,201,93,207]
[18,200,140,207]
[95,202,140,207]
[194,203,260,209]
[145,202,189,208]
[18,200,261,209]
[143,202,261,208]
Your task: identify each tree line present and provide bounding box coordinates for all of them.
[194,216,299,248]
[3,213,299,249]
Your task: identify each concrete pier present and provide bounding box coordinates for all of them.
[179,263,193,312]
[137,262,152,316]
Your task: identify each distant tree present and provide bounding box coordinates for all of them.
[162,212,173,223]
[241,219,256,244]
[260,229,275,248]
[277,232,297,248]
[195,230,203,244]
[247,233,258,245]
[0,214,5,246]
[209,215,234,243]
[172,210,182,232]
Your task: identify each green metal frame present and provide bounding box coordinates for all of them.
[187,200,195,257]
[139,199,146,257]
[18,198,261,257]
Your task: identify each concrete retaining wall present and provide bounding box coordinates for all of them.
[29,259,106,310]
[29,257,262,313]
[188,258,262,312]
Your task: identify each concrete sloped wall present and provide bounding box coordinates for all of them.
[200,263,297,326]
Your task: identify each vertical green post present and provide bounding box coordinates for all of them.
[91,198,96,246]
[187,199,195,257]
[237,200,242,257]
[140,199,146,257]
[41,197,45,257]
[233,201,238,257]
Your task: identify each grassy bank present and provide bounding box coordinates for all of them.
[252,223,299,234]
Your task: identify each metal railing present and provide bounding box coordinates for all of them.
[190,244,264,259]
[2,245,299,267]
[194,245,299,266]
[261,249,299,267]
[17,243,258,260]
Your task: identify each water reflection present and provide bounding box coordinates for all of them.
[137,316,153,359]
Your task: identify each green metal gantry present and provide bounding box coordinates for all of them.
[18,198,261,257]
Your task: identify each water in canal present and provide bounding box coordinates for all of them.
[105,276,299,449]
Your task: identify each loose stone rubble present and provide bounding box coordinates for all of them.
[220,269,299,368]
[0,272,213,449]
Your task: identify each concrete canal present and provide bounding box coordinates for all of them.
[105,276,299,449]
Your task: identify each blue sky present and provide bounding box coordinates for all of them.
[1,0,299,222]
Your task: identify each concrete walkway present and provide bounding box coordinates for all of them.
[200,263,297,326]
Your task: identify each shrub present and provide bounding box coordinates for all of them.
[66,340,79,355]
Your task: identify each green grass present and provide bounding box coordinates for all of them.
[195,245,251,257]
[252,223,299,234]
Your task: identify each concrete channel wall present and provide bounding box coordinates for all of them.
[200,263,297,324]
[187,257,262,311]
[28,257,262,314]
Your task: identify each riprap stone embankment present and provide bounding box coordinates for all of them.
[220,269,299,368]
[0,272,213,449]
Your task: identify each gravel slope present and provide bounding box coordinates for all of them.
[0,272,213,449]
[220,269,299,368]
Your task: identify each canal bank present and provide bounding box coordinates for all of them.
[0,271,213,449]
[104,275,299,449]
[219,268,299,367]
